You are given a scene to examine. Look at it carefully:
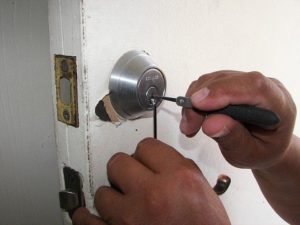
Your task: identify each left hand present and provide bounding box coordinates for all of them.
[72,138,230,225]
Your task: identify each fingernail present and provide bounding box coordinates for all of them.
[191,87,210,104]
[210,125,230,138]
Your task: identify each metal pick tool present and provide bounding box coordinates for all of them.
[155,96,193,108]
[154,96,280,127]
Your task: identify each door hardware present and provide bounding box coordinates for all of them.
[59,167,85,218]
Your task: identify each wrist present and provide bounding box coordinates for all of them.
[252,135,300,225]
[253,135,299,176]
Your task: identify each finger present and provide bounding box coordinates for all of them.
[107,152,153,194]
[191,72,281,111]
[180,71,241,137]
[186,71,242,96]
[201,114,271,168]
[180,76,212,137]
[72,207,107,225]
[133,138,185,173]
[94,186,124,225]
[180,108,205,137]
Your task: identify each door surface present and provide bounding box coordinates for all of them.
[49,0,300,224]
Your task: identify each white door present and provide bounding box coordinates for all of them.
[48,0,300,224]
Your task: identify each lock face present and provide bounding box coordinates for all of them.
[109,50,166,119]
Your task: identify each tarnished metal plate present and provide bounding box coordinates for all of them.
[54,55,79,127]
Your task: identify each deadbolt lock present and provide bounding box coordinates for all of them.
[109,50,167,119]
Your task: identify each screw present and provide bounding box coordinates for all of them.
[61,60,69,72]
[178,98,185,105]
[63,110,70,121]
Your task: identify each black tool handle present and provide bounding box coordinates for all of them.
[204,105,280,127]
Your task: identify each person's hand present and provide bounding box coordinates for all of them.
[180,71,296,169]
[72,138,231,225]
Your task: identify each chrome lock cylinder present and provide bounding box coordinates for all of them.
[109,50,166,119]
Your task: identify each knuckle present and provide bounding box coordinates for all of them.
[177,165,199,181]
[188,80,197,89]
[185,158,202,172]
[212,86,227,98]
[198,73,211,81]
[285,94,297,119]
[248,71,267,90]
[94,186,108,202]
[269,77,282,86]
[186,80,199,97]
[197,72,217,83]
[270,77,297,117]
[107,152,126,169]
[137,137,154,148]
[135,138,156,154]
[212,70,229,77]
[111,152,126,159]
[201,70,231,80]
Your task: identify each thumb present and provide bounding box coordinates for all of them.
[202,114,260,168]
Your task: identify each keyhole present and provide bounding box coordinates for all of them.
[146,86,161,108]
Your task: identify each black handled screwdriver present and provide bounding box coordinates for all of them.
[154,96,280,127]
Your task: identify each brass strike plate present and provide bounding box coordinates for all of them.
[55,55,79,127]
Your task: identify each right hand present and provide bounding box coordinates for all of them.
[180,71,297,169]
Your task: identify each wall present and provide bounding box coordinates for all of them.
[84,1,300,225]
[0,0,63,224]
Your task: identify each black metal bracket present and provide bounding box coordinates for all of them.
[59,166,85,219]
